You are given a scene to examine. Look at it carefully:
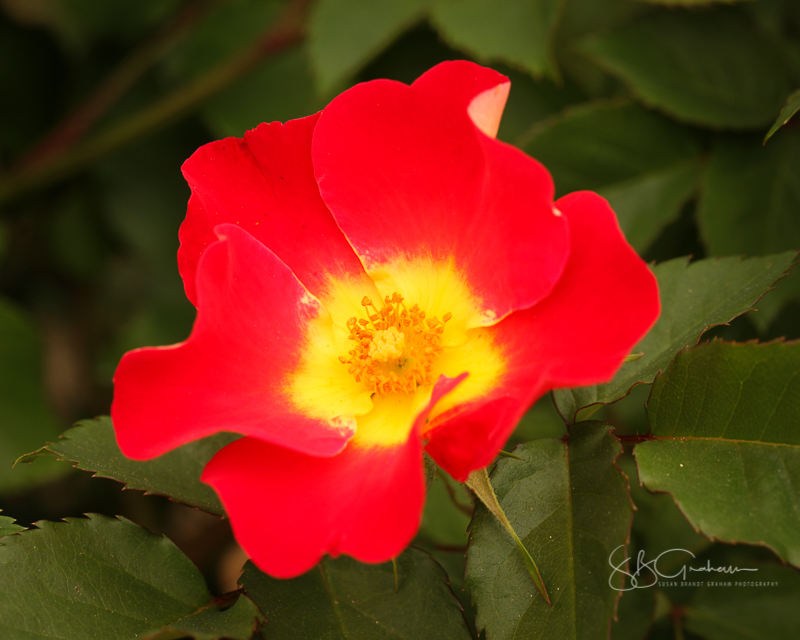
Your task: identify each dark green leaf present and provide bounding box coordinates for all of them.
[202,46,322,137]
[581,10,791,129]
[309,0,428,92]
[164,0,282,79]
[431,0,563,78]
[619,455,710,565]
[765,88,800,143]
[0,298,66,491]
[637,339,800,566]
[610,586,655,640]
[523,101,701,252]
[466,422,631,640]
[697,129,800,329]
[0,510,24,537]
[498,67,585,145]
[685,565,800,640]
[419,470,472,547]
[241,547,472,639]
[17,417,237,515]
[0,514,262,640]
[553,252,796,422]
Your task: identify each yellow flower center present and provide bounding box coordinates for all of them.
[338,293,452,395]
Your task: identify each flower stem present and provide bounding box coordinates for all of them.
[465,467,551,605]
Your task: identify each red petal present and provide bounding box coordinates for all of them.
[112,224,356,460]
[179,114,369,306]
[426,192,659,478]
[202,374,464,577]
[312,60,569,324]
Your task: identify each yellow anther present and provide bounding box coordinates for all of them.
[339,292,452,395]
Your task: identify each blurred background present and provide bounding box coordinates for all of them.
[1,0,799,615]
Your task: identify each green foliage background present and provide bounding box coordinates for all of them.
[1,0,799,638]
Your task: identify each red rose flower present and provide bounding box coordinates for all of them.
[112,61,659,578]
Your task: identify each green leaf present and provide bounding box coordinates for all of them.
[0,514,262,640]
[418,470,472,547]
[466,422,631,640]
[637,339,800,567]
[697,128,800,329]
[0,298,66,492]
[581,10,791,129]
[202,46,322,138]
[431,0,563,79]
[240,547,473,639]
[0,510,24,537]
[553,252,796,422]
[523,101,702,253]
[164,0,283,79]
[610,586,655,640]
[685,565,800,640]
[309,0,428,92]
[17,417,236,515]
[765,88,800,143]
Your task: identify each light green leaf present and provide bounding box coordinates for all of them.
[0,510,24,537]
[553,252,796,422]
[697,128,800,329]
[466,422,631,640]
[431,0,563,79]
[0,514,262,640]
[581,10,791,129]
[637,339,800,567]
[523,101,701,252]
[685,565,800,640]
[309,0,428,92]
[0,298,66,492]
[17,417,236,515]
[241,547,472,639]
[765,88,800,143]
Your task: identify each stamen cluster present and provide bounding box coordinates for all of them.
[339,292,452,395]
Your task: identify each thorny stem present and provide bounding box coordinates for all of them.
[0,0,312,206]
[465,467,551,605]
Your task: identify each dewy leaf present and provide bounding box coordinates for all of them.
[685,564,800,640]
[0,297,66,492]
[697,128,800,329]
[240,547,472,639]
[309,0,428,92]
[553,252,796,423]
[465,422,632,640]
[764,88,800,144]
[636,339,800,567]
[0,514,262,640]
[17,417,237,515]
[581,10,791,129]
[523,101,701,253]
[0,510,24,537]
[431,0,563,79]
